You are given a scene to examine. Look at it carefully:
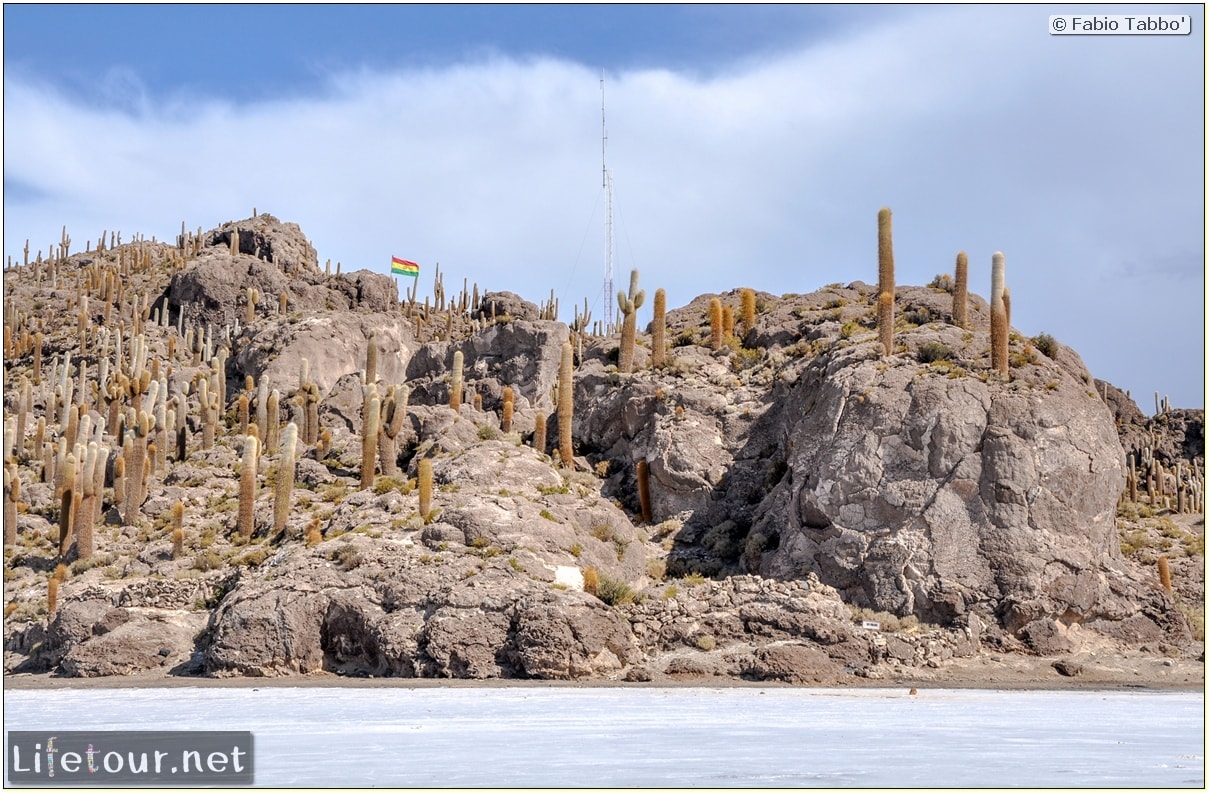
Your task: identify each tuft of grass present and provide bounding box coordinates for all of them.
[849,606,920,633]
[1032,332,1059,358]
[539,509,558,522]
[917,341,952,364]
[695,634,716,651]
[192,550,224,572]
[681,571,707,585]
[331,543,363,570]
[594,573,635,606]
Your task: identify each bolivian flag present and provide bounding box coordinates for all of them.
[392,256,420,277]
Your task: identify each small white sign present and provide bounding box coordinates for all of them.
[862,620,881,631]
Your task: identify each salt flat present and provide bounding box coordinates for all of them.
[4,687,1203,787]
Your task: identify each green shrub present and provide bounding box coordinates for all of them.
[1033,332,1059,358]
[331,543,363,570]
[192,550,224,572]
[917,341,952,363]
[594,574,635,606]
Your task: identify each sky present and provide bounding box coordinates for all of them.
[3,4,1205,410]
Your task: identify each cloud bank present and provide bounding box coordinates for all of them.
[4,5,1203,407]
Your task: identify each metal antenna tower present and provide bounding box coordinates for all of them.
[601,71,615,330]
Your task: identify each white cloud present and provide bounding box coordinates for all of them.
[4,5,1203,407]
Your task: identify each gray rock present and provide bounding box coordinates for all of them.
[474,291,540,322]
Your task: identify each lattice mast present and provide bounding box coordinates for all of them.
[601,71,615,330]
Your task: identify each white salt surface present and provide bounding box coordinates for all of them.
[4,686,1204,787]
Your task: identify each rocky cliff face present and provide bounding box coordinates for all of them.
[2,214,1199,682]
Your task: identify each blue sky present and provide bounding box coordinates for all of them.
[4,4,1205,409]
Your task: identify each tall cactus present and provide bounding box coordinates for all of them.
[58,452,77,557]
[245,287,259,325]
[740,288,756,342]
[534,413,547,455]
[378,385,409,478]
[4,465,19,546]
[637,459,652,524]
[877,207,894,299]
[876,207,895,357]
[990,251,1008,379]
[709,298,723,350]
[303,382,320,445]
[877,292,894,357]
[450,350,464,411]
[418,457,433,523]
[558,342,574,467]
[617,269,646,373]
[238,434,259,539]
[952,251,969,329]
[274,423,298,537]
[651,288,667,368]
[171,501,185,560]
[76,442,100,560]
[361,388,380,491]
[501,386,515,434]
[365,331,378,386]
[124,411,151,525]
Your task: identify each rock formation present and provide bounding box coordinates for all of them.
[2,213,1201,682]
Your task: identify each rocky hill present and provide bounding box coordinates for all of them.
[2,213,1203,684]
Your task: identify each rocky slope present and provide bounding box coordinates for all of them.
[2,213,1203,684]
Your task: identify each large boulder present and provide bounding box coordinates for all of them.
[750,322,1132,632]
[165,214,398,331]
[234,312,415,399]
